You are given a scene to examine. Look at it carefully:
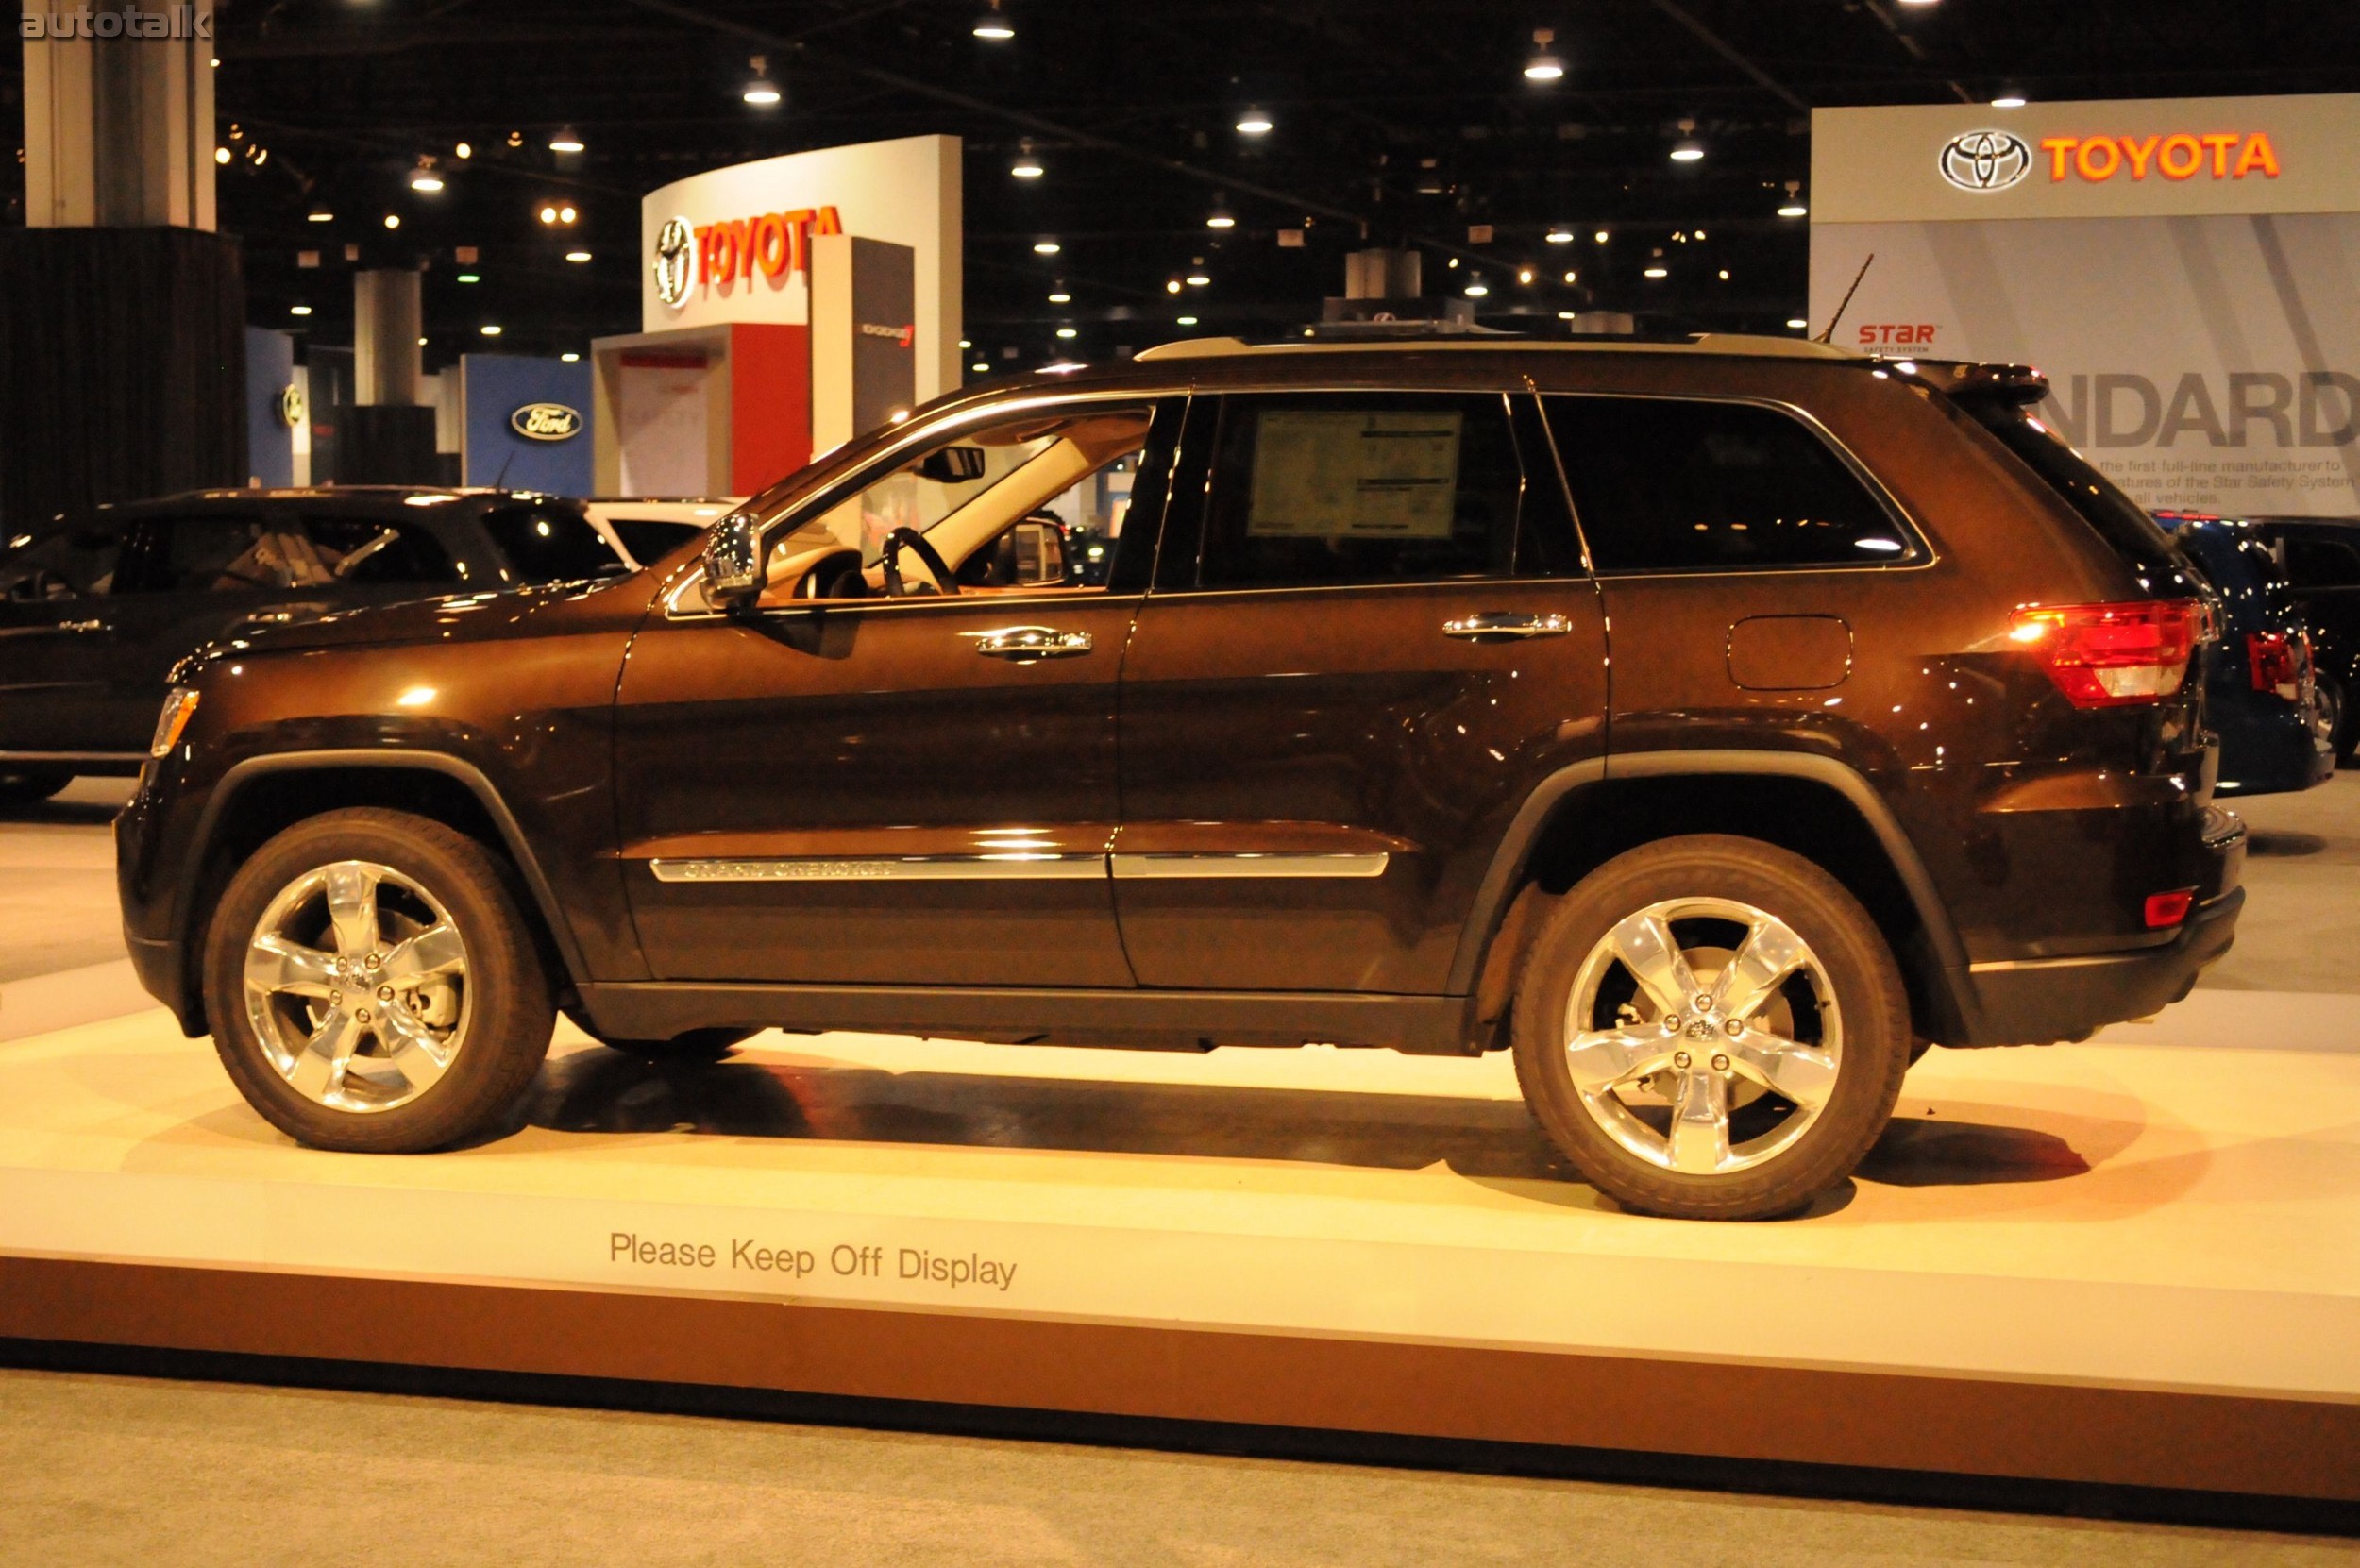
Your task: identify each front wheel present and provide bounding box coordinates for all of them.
[203,808,556,1153]
[1511,835,1911,1221]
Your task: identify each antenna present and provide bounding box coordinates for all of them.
[491,447,516,488]
[1815,253,1875,345]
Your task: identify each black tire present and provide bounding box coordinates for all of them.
[2320,672,2355,764]
[1510,835,1911,1221]
[0,767,72,805]
[203,808,556,1153]
[563,1008,756,1063]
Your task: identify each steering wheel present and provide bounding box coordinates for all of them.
[880,527,959,598]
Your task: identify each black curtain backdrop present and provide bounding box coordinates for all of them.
[0,227,246,537]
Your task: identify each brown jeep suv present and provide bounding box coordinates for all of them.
[115,334,2245,1220]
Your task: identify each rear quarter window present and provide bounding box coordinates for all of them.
[1542,396,1913,573]
[480,502,628,585]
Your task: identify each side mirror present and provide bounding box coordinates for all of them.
[700,512,767,610]
[1010,518,1072,586]
[915,446,987,484]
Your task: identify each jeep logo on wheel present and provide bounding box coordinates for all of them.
[651,215,695,307]
[510,402,582,441]
[1939,129,2033,192]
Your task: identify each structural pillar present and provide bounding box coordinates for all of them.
[335,267,438,484]
[2,2,242,531]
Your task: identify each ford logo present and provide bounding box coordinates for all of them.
[511,402,582,442]
[1939,129,2033,193]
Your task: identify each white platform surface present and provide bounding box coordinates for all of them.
[2,989,2356,1404]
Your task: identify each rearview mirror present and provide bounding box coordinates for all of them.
[915,446,987,484]
[700,512,767,610]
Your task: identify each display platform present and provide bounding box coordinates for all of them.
[1,986,2355,1505]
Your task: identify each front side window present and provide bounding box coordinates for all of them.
[303,516,461,587]
[114,514,325,594]
[740,401,1163,605]
[1544,396,1912,574]
[0,530,118,600]
[1185,392,1565,589]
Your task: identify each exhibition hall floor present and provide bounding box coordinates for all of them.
[3,777,2357,1560]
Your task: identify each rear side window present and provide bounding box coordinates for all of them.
[2281,533,2360,588]
[480,501,628,585]
[304,516,459,586]
[1186,392,1576,589]
[0,531,118,599]
[1543,396,1911,573]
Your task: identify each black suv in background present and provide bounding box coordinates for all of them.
[118,336,2246,1220]
[0,488,626,801]
[2250,516,2360,762]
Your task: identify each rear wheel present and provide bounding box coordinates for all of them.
[203,808,555,1153]
[0,767,71,806]
[1511,835,1911,1221]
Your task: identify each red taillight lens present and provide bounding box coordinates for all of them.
[2247,631,2301,700]
[2009,599,2198,708]
[2144,889,2195,928]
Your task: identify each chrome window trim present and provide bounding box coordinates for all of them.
[1110,852,1391,880]
[648,854,1108,884]
[1532,390,1941,579]
[645,851,1395,883]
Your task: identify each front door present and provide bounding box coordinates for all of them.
[1114,390,1608,995]
[614,396,1181,986]
[0,527,125,759]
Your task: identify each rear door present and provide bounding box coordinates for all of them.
[1112,390,1605,995]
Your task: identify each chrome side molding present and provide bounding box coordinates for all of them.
[1110,852,1391,880]
[644,851,1393,883]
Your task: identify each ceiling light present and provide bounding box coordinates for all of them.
[971,361,989,372]
[1545,227,1574,244]
[1206,195,1236,229]
[1176,315,1198,326]
[1718,269,1730,280]
[1644,265,1669,279]
[308,209,333,223]
[1465,281,1489,297]
[480,324,502,336]
[958,338,972,348]
[410,166,444,194]
[972,0,1014,40]
[1524,27,1564,81]
[1047,288,1071,303]
[289,305,312,316]
[548,126,584,154]
[417,337,428,346]
[1787,317,1811,329]
[383,213,401,229]
[1896,0,1938,7]
[559,205,577,224]
[1991,93,2027,109]
[562,352,581,362]
[539,205,558,224]
[1778,201,1809,218]
[744,55,782,105]
[1186,271,1210,287]
[456,272,480,283]
[1010,140,1044,178]
[1236,108,1273,136]
[565,250,592,262]
[1670,141,1705,162]
[1517,268,1534,284]
[1033,239,1061,254]
[454,142,472,160]
[1562,271,1576,283]
[1165,278,1183,294]
[1593,229,1609,244]
[1055,327,1078,339]
[213,146,230,164]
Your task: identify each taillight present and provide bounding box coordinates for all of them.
[2144,889,2195,928]
[2008,599,2198,708]
[2247,631,2301,700]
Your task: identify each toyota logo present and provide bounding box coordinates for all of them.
[1939,129,2032,193]
[652,215,695,307]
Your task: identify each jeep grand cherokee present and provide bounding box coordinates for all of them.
[115,334,2245,1221]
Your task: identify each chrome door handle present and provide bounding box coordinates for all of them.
[967,625,1093,662]
[1442,612,1573,641]
[59,618,105,633]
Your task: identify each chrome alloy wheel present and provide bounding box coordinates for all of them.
[243,860,472,1114]
[1561,897,1842,1177]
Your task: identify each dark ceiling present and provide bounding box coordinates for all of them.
[15,0,2360,372]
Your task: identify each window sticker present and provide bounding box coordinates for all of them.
[1245,410,1463,539]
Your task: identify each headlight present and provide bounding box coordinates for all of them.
[149,687,201,757]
